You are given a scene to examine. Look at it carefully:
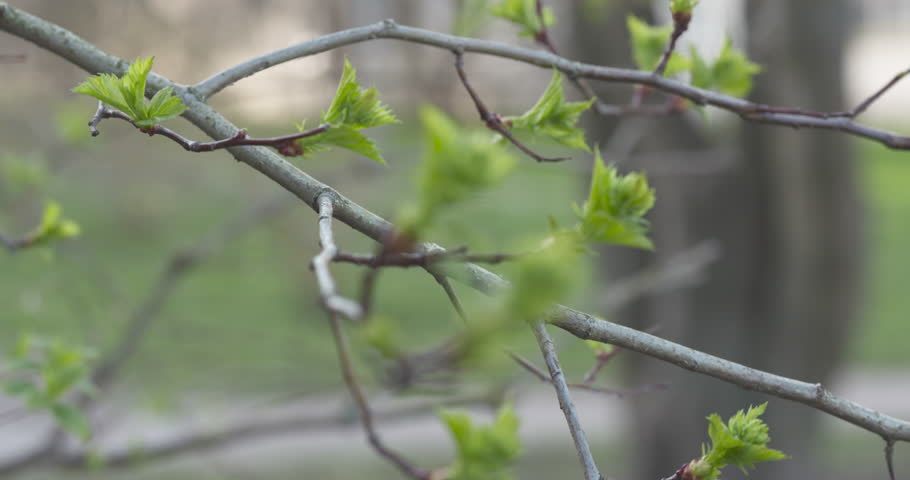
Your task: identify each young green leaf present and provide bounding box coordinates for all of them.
[507,70,594,152]
[689,403,787,480]
[52,403,92,441]
[73,57,187,128]
[30,200,81,246]
[627,15,689,75]
[671,0,699,14]
[573,150,655,249]
[504,235,581,322]
[692,39,761,97]
[454,0,492,37]
[439,403,522,480]
[490,0,555,38]
[290,59,397,163]
[401,105,516,234]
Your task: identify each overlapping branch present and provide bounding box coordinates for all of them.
[2,2,909,474]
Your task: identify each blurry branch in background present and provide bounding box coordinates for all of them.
[453,52,567,163]
[56,389,500,471]
[0,52,25,63]
[91,197,292,392]
[88,101,330,156]
[0,197,291,476]
[601,240,722,313]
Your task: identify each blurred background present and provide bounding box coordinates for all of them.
[1,0,909,479]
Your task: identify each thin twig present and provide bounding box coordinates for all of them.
[0,52,25,63]
[884,438,897,480]
[581,348,623,385]
[427,268,468,322]
[334,247,522,268]
[653,10,691,78]
[509,350,664,399]
[313,193,363,321]
[454,51,568,162]
[88,102,329,155]
[531,322,601,480]
[327,312,429,480]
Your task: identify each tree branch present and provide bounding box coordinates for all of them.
[453,51,567,163]
[3,1,909,455]
[327,311,429,480]
[88,101,329,155]
[313,193,363,321]
[531,322,602,480]
[184,19,910,150]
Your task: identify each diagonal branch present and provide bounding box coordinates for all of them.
[454,51,567,163]
[531,322,602,480]
[4,2,910,456]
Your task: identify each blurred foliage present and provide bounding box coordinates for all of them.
[439,403,522,480]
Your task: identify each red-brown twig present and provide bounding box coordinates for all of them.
[453,51,568,163]
[87,101,329,155]
[327,311,430,480]
[580,348,623,385]
[0,53,25,63]
[335,247,522,268]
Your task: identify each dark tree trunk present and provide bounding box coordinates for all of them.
[569,1,860,479]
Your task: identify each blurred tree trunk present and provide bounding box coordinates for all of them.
[569,1,859,479]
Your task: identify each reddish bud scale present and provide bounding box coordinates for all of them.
[672,11,692,32]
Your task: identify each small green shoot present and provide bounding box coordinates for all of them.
[439,403,522,480]
[627,15,689,75]
[293,59,398,164]
[490,0,555,38]
[690,40,762,97]
[687,403,787,480]
[73,57,187,128]
[671,0,699,15]
[573,150,655,249]
[507,70,594,152]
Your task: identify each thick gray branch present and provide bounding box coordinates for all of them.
[2,1,909,447]
[193,20,910,150]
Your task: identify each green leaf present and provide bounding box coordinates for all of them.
[3,379,37,396]
[574,150,655,249]
[73,57,186,128]
[52,403,91,441]
[296,124,387,165]
[490,0,555,38]
[689,40,761,97]
[322,59,398,129]
[454,0,491,37]
[670,0,699,14]
[507,70,594,152]
[30,200,81,246]
[403,105,516,234]
[696,403,787,478]
[627,15,689,75]
[505,236,581,322]
[290,59,397,163]
[440,403,522,480]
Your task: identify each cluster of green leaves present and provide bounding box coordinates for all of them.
[294,59,398,164]
[27,200,81,247]
[504,235,582,322]
[627,13,760,97]
[439,403,522,480]
[454,0,492,37]
[401,105,516,234]
[506,71,594,152]
[490,0,554,38]
[3,333,96,440]
[572,150,656,249]
[688,403,787,480]
[73,57,187,129]
[690,40,762,97]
